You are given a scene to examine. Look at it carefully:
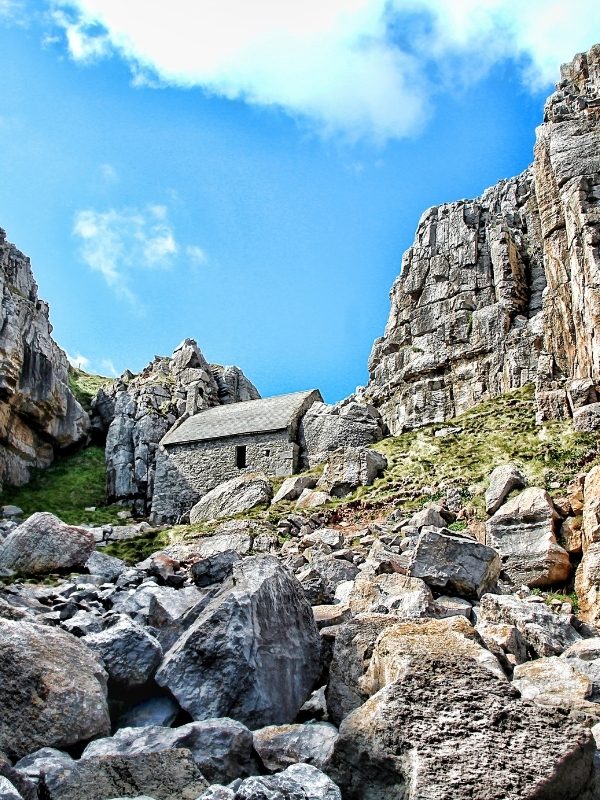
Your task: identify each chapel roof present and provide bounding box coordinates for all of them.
[161,389,321,446]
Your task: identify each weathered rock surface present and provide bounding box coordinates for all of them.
[512,657,598,715]
[83,719,258,784]
[189,473,272,523]
[576,466,600,624]
[346,573,434,617]
[0,512,95,575]
[485,463,527,514]
[199,763,341,800]
[0,777,22,800]
[0,617,110,759]
[252,723,338,772]
[316,447,387,497]
[408,528,501,598]
[41,750,208,800]
[299,401,384,467]
[0,229,89,492]
[156,555,321,728]
[327,657,595,800]
[82,615,162,687]
[574,403,600,431]
[486,487,571,587]
[95,339,259,514]
[272,476,317,504]
[362,45,600,430]
[477,593,581,657]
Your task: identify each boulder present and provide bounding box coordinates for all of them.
[475,621,528,665]
[576,466,600,623]
[512,657,598,715]
[296,490,331,509]
[485,463,527,515]
[0,513,95,575]
[299,401,384,467]
[477,593,581,657]
[347,573,434,617]
[327,657,595,800]
[272,476,317,504]
[0,617,110,759]
[189,474,272,523]
[40,750,207,800]
[0,778,22,800]
[82,615,163,687]
[156,556,321,728]
[433,595,472,619]
[252,723,338,772]
[408,528,501,598]
[83,719,258,784]
[206,763,341,800]
[573,403,600,432]
[191,550,241,587]
[85,550,127,582]
[317,447,387,497]
[485,488,571,587]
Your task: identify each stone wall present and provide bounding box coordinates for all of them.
[363,45,600,433]
[0,229,89,491]
[151,430,295,523]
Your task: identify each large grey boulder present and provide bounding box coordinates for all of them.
[83,719,258,784]
[200,764,341,800]
[299,401,384,467]
[191,550,241,587]
[346,573,434,617]
[253,723,338,772]
[485,487,571,587]
[408,528,501,598]
[82,615,163,687]
[477,593,581,657]
[512,657,598,716]
[574,403,600,432]
[317,447,387,497]
[85,549,127,582]
[40,750,207,800]
[0,778,22,800]
[327,657,595,800]
[272,476,317,504]
[189,474,272,523]
[156,555,321,728]
[485,463,527,515]
[0,617,110,759]
[0,512,95,575]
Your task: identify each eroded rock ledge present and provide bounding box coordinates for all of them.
[0,229,89,491]
[363,44,600,434]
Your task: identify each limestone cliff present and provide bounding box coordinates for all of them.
[0,229,89,491]
[364,45,600,433]
[92,339,260,515]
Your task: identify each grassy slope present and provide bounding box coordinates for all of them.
[167,385,600,546]
[0,446,123,526]
[68,367,112,413]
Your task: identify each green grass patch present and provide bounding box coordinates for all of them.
[0,446,123,526]
[346,385,600,519]
[102,530,170,564]
[68,367,112,412]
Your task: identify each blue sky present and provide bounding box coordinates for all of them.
[1,1,599,403]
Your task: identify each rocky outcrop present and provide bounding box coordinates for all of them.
[0,229,89,491]
[363,45,600,431]
[92,339,259,514]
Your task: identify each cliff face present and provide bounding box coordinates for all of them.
[92,339,260,515]
[364,45,600,433]
[0,229,89,490]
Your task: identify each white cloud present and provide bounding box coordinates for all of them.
[99,162,118,183]
[50,0,600,142]
[99,358,118,377]
[66,350,91,370]
[186,245,208,266]
[72,203,191,305]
